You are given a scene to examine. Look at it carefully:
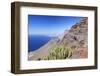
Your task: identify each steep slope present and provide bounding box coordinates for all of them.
[59,17,88,58]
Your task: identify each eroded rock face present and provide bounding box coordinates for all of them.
[59,17,88,58]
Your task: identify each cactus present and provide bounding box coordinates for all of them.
[42,45,73,60]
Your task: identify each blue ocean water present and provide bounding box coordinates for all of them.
[28,35,52,52]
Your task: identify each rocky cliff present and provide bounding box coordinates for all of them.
[58,17,88,58]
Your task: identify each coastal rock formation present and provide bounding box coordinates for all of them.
[28,17,88,60]
[59,17,88,58]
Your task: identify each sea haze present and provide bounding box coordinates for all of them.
[28,35,55,52]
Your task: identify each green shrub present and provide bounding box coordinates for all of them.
[42,45,73,60]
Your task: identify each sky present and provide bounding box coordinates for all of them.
[28,15,82,36]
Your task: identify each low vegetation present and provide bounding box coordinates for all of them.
[42,45,73,60]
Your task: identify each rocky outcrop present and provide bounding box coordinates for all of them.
[60,18,88,58]
[59,17,88,58]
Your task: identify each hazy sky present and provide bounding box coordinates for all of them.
[28,15,82,36]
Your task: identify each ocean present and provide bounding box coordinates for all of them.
[28,35,52,52]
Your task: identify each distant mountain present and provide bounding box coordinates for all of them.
[28,17,88,60]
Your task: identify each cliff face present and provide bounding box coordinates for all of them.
[58,17,88,58]
[28,17,88,60]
